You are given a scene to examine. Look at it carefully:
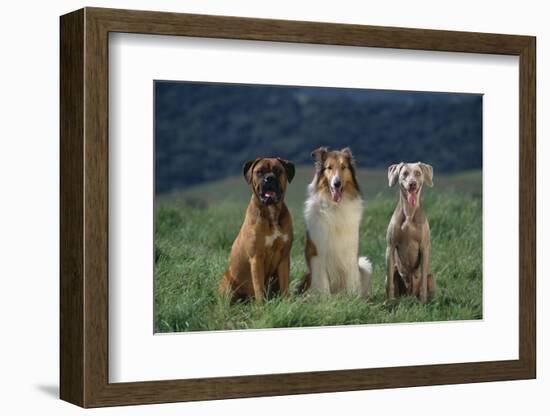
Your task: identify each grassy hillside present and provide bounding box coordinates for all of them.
[155,167,482,332]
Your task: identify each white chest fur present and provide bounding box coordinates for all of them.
[305,194,363,244]
[304,191,365,293]
[264,227,288,247]
[264,206,288,248]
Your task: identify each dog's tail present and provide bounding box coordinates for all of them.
[358,256,373,299]
[297,272,311,294]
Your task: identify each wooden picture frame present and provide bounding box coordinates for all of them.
[60,7,536,408]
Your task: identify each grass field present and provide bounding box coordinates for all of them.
[154,167,482,333]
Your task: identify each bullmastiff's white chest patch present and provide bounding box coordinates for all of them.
[265,227,288,247]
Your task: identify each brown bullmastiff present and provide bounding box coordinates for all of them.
[219,157,295,304]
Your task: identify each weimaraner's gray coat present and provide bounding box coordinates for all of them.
[386,162,435,303]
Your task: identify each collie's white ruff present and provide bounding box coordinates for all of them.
[304,183,372,298]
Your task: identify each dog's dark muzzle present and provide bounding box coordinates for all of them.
[259,174,282,205]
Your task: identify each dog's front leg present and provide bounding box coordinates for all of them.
[310,255,330,295]
[276,256,290,297]
[249,256,265,304]
[419,244,431,303]
[385,246,395,300]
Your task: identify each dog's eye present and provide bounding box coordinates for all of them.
[256,170,263,177]
[326,165,332,170]
[403,171,409,177]
[415,171,421,177]
[341,165,348,170]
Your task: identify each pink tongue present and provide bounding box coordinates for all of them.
[407,191,417,206]
[331,189,342,203]
[264,191,276,198]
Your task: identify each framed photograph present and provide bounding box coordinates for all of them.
[60,7,536,408]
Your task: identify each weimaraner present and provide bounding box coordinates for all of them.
[386,162,436,303]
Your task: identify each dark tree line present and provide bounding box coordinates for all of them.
[155,81,482,193]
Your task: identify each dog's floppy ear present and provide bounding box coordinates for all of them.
[276,158,295,183]
[341,147,355,165]
[311,147,328,162]
[311,146,328,172]
[388,162,404,187]
[419,162,434,187]
[341,147,361,192]
[242,158,261,184]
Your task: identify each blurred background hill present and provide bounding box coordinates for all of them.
[155,81,482,194]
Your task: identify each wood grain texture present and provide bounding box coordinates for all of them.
[59,8,84,407]
[518,38,536,376]
[59,7,537,408]
[83,11,110,406]
[88,7,532,54]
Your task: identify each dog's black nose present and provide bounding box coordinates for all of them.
[333,178,342,188]
[263,174,276,183]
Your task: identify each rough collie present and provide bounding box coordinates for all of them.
[301,147,372,298]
